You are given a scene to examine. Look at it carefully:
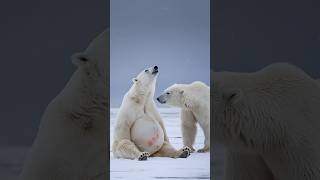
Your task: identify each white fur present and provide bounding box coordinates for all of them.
[158,81,210,152]
[212,63,320,180]
[20,30,109,180]
[112,67,190,160]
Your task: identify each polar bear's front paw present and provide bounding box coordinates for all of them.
[138,152,150,161]
[178,146,191,158]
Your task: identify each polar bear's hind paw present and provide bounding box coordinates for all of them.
[179,146,191,158]
[138,152,150,161]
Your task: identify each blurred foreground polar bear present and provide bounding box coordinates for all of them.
[21,30,108,180]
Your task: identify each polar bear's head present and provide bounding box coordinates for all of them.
[71,30,109,85]
[157,84,189,108]
[132,66,159,93]
[133,66,158,84]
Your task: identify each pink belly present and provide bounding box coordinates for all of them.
[147,131,160,146]
[131,117,164,154]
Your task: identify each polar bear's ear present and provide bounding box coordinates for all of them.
[132,78,138,83]
[223,88,243,105]
[179,90,184,94]
[71,52,89,67]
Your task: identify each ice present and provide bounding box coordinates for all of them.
[110,108,210,180]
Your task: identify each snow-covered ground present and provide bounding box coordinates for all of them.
[0,108,213,180]
[110,108,210,180]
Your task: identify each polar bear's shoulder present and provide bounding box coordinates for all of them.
[188,81,209,92]
[259,62,310,80]
[191,81,209,87]
[180,81,209,102]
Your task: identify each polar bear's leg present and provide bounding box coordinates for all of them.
[115,139,149,160]
[197,117,210,153]
[152,141,191,158]
[225,151,273,180]
[181,110,197,152]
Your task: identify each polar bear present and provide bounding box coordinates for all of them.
[112,66,191,160]
[20,30,108,180]
[157,81,210,153]
[212,63,320,180]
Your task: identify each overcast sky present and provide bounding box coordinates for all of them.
[110,0,210,107]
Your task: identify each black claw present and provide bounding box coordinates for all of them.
[138,155,147,161]
[179,151,189,158]
[138,152,149,161]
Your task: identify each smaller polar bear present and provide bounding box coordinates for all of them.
[112,66,191,160]
[157,81,210,153]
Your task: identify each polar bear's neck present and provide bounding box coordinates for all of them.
[127,84,154,108]
[52,70,108,121]
[181,93,197,111]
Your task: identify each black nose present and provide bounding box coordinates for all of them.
[154,66,158,70]
[156,97,160,101]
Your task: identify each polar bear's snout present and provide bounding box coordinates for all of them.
[156,95,166,104]
[152,65,158,74]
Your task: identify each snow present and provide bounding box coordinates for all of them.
[110,108,210,180]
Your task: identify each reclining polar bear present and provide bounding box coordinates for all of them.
[112,66,191,160]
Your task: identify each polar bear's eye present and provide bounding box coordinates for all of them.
[145,69,149,72]
[166,92,170,95]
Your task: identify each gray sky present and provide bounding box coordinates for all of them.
[110,0,210,107]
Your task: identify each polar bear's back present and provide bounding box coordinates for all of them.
[186,81,210,102]
[190,81,209,89]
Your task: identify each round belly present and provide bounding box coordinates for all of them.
[131,116,164,154]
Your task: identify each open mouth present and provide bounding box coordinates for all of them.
[152,70,158,74]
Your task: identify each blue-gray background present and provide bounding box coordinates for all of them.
[110,0,210,107]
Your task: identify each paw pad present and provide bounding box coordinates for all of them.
[179,146,191,158]
[138,152,150,161]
